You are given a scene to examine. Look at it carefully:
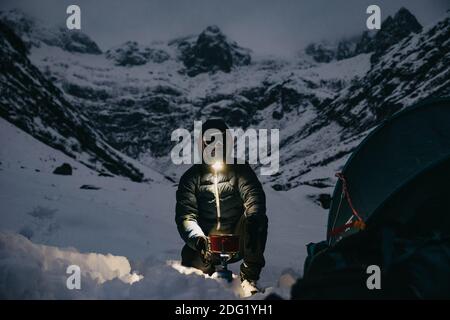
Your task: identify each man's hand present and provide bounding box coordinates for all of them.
[195,236,212,264]
[194,235,207,251]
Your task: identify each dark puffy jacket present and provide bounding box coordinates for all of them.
[175,163,266,249]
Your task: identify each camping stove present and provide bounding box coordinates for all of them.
[208,234,240,282]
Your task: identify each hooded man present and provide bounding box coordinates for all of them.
[175,119,268,296]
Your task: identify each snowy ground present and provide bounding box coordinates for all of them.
[0,118,327,299]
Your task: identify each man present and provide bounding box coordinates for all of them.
[175,119,268,296]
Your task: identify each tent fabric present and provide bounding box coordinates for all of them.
[291,229,450,299]
[370,155,450,237]
[328,98,450,245]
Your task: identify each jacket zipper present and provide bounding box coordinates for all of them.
[213,173,221,230]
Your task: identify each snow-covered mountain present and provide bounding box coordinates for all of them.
[322,14,450,133]
[173,25,252,76]
[1,7,449,190]
[0,9,101,54]
[304,7,423,63]
[270,10,450,190]
[0,20,164,182]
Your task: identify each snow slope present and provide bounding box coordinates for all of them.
[0,20,157,183]
[0,118,327,299]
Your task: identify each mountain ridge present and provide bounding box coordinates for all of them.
[304,7,423,64]
[1,8,448,191]
[0,21,157,182]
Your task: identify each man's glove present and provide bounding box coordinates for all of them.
[194,236,212,264]
[194,235,207,251]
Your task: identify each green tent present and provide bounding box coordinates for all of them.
[327,98,450,245]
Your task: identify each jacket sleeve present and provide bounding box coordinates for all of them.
[237,164,266,218]
[175,169,205,250]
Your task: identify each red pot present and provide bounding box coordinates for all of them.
[208,234,240,253]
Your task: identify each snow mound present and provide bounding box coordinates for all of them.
[0,231,142,299]
[0,232,243,299]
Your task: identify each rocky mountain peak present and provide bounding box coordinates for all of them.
[305,7,423,63]
[0,9,101,55]
[321,13,449,135]
[52,27,102,54]
[0,9,35,35]
[199,25,223,39]
[105,41,170,66]
[304,42,336,63]
[395,7,423,29]
[369,7,422,62]
[176,25,251,76]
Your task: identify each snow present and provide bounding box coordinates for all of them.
[0,231,238,299]
[0,117,92,176]
[301,53,371,82]
[0,118,327,299]
[0,231,143,299]
[27,40,370,108]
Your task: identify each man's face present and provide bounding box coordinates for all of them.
[202,129,225,164]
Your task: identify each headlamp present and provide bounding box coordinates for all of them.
[212,161,223,172]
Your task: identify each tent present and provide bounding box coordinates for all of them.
[289,98,450,299]
[328,98,450,245]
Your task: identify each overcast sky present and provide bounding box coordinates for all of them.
[1,0,449,56]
